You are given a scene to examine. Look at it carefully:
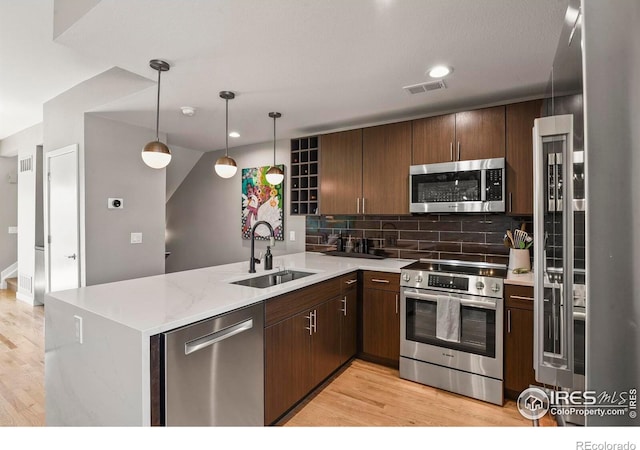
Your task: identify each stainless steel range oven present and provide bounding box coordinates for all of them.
[399,259,507,405]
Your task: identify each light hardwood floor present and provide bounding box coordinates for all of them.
[0,289,552,427]
[0,289,45,426]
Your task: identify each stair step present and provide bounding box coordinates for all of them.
[5,277,17,292]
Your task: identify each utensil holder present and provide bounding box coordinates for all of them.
[508,248,531,272]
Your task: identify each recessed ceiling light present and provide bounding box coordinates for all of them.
[229,131,240,138]
[427,65,453,78]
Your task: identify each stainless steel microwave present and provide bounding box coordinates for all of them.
[409,157,505,213]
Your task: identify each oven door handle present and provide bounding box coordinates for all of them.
[402,289,497,311]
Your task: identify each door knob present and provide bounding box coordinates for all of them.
[66,254,77,260]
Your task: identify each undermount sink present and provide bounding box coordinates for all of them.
[230,270,315,289]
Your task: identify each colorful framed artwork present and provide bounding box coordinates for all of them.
[241,165,285,240]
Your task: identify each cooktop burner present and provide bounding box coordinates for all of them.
[403,258,508,278]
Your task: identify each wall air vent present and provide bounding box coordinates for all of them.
[403,79,447,95]
[19,156,33,172]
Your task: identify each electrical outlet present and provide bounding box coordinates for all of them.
[130,232,143,244]
[8,226,17,234]
[73,315,83,344]
[289,230,296,241]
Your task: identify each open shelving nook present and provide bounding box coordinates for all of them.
[290,136,319,215]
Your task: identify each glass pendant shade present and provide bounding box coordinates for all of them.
[215,91,238,178]
[142,59,171,169]
[265,166,284,185]
[214,155,237,178]
[141,141,172,169]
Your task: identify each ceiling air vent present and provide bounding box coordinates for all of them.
[403,79,447,95]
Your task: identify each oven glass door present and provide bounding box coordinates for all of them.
[405,292,496,358]
[411,170,481,204]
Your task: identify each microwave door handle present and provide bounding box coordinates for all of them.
[481,169,487,202]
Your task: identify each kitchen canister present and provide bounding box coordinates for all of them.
[508,248,531,272]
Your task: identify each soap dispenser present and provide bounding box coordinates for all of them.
[264,246,273,270]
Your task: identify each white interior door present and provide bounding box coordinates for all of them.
[46,145,80,293]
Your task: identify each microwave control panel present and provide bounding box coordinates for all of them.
[486,169,503,201]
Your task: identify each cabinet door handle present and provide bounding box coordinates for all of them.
[509,192,513,212]
[450,142,453,161]
[510,295,534,301]
[356,197,360,214]
[396,294,399,315]
[305,312,313,335]
[341,296,347,316]
[371,278,390,284]
[362,198,365,215]
[457,142,461,161]
[507,309,511,334]
[313,310,317,333]
[345,279,357,285]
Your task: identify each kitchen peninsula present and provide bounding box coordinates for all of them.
[44,252,412,426]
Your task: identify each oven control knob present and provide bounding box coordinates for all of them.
[402,273,411,282]
[415,275,423,283]
[491,283,501,293]
[475,281,485,290]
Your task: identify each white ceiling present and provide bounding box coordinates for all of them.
[1,0,569,152]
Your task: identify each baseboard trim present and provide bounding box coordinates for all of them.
[16,291,36,306]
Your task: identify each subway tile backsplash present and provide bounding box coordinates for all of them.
[306,214,533,265]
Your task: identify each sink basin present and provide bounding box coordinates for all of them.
[230,270,315,289]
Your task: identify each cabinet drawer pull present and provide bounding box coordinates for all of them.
[507,309,511,334]
[345,279,357,285]
[371,278,390,284]
[510,295,534,301]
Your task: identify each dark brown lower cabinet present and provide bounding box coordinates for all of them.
[360,271,400,368]
[265,277,350,425]
[504,285,537,399]
[339,276,358,364]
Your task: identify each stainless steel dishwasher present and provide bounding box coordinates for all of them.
[163,302,264,426]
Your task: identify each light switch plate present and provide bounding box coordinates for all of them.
[130,232,143,244]
[8,226,17,234]
[289,231,296,241]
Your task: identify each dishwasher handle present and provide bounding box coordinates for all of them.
[184,318,254,355]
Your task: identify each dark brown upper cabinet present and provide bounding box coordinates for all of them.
[412,106,506,164]
[506,100,542,216]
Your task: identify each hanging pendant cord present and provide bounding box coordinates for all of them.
[273,115,277,165]
[225,98,229,157]
[155,68,161,141]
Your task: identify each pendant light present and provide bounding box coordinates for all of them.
[141,59,172,169]
[214,91,238,178]
[265,112,284,185]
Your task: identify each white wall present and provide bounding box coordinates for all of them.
[0,157,18,272]
[17,147,36,303]
[0,123,42,157]
[43,66,155,287]
[165,145,204,201]
[84,115,166,285]
[165,139,305,273]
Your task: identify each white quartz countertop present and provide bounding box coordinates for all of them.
[504,270,534,287]
[46,252,414,336]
